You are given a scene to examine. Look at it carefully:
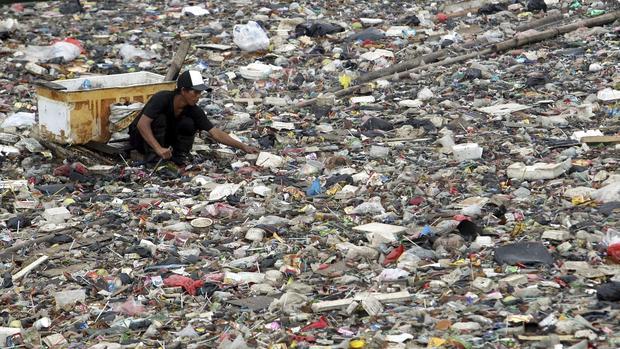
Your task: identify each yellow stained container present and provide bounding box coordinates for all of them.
[36,72,175,144]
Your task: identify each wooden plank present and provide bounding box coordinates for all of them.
[165,40,191,81]
[580,136,620,144]
[358,290,412,303]
[84,141,125,155]
[12,255,49,282]
[42,262,94,278]
[73,146,115,165]
[233,98,263,105]
[34,80,67,91]
[0,234,65,260]
[311,298,354,313]
[517,335,577,342]
[311,290,412,312]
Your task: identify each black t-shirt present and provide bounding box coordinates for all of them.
[129,90,214,146]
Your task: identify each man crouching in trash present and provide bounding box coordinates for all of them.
[129,70,258,166]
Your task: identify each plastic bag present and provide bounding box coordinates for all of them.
[118,43,159,63]
[0,18,19,32]
[233,21,269,52]
[109,103,144,132]
[112,297,145,316]
[306,178,322,196]
[351,197,385,215]
[22,41,81,63]
[604,229,620,263]
[205,202,238,218]
[377,268,410,281]
[0,112,35,129]
[163,275,204,295]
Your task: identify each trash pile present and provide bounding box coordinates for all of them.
[1,0,620,348]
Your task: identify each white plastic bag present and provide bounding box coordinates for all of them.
[118,44,159,63]
[109,102,143,130]
[21,41,81,63]
[1,112,35,129]
[233,21,269,52]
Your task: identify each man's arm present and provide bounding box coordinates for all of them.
[137,115,172,159]
[208,127,258,154]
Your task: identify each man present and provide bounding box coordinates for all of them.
[129,70,258,165]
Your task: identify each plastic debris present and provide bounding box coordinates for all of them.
[0,1,619,348]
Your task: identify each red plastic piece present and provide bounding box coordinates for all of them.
[301,316,329,332]
[383,245,405,266]
[163,275,205,296]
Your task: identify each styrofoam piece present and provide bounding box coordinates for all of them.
[360,18,384,25]
[0,180,28,190]
[571,130,604,141]
[398,99,423,108]
[37,72,173,144]
[354,222,406,236]
[209,183,242,201]
[597,88,620,102]
[354,222,405,247]
[224,272,266,284]
[43,207,71,223]
[478,103,530,115]
[350,96,376,104]
[252,185,272,197]
[238,62,282,80]
[360,49,394,61]
[452,143,483,161]
[507,159,572,180]
[0,145,20,155]
[181,5,210,16]
[474,236,493,248]
[542,230,570,241]
[256,152,284,169]
[386,26,412,37]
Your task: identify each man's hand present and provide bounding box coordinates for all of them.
[155,146,172,159]
[208,128,259,154]
[241,145,259,154]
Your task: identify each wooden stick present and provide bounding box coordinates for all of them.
[298,11,566,108]
[165,40,191,81]
[580,136,620,144]
[493,11,620,52]
[295,11,620,109]
[311,290,411,312]
[74,146,114,165]
[0,230,74,260]
[401,12,619,79]
[515,9,563,32]
[0,236,55,260]
[356,50,447,85]
[12,255,49,282]
[393,48,493,81]
[517,335,577,342]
